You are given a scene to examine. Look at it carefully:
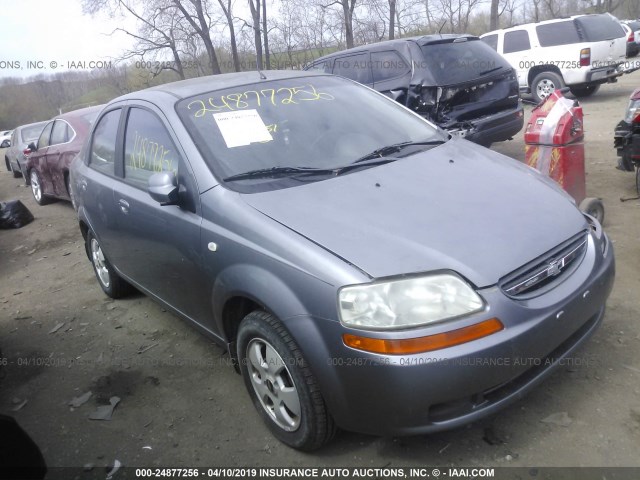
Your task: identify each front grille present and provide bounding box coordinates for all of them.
[500,232,588,298]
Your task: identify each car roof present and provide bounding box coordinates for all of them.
[311,34,477,60]
[112,70,329,104]
[481,13,614,36]
[16,120,48,131]
[56,104,104,121]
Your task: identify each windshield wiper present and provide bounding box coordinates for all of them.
[223,166,334,182]
[478,66,504,76]
[353,140,446,164]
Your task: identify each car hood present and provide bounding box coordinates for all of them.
[242,139,587,287]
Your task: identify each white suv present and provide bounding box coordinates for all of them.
[481,14,626,102]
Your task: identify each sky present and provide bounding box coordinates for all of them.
[0,0,135,79]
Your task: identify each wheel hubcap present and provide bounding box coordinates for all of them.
[537,79,556,99]
[30,171,41,201]
[247,338,301,431]
[90,238,110,288]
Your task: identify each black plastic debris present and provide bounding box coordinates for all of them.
[0,201,34,229]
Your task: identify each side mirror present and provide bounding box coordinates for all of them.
[148,171,179,206]
[27,142,37,152]
[0,140,10,148]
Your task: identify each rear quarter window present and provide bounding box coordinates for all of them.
[481,34,498,51]
[503,30,531,53]
[332,53,373,85]
[536,21,581,47]
[576,15,625,41]
[371,50,410,83]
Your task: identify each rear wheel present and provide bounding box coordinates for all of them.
[9,160,21,178]
[86,231,132,298]
[237,310,336,451]
[29,169,52,205]
[569,84,600,98]
[531,71,565,103]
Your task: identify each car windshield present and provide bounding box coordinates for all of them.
[419,38,512,85]
[176,75,446,192]
[21,124,45,143]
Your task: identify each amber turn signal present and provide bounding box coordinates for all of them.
[343,318,504,355]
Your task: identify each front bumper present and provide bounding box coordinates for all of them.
[285,232,614,436]
[446,104,524,146]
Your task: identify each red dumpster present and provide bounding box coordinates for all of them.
[524,88,604,222]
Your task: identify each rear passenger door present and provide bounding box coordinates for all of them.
[46,120,73,196]
[332,52,373,87]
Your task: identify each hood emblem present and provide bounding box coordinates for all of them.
[546,259,563,277]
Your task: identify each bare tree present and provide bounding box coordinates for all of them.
[248,0,264,68]
[389,0,397,38]
[262,0,271,68]
[321,0,357,48]
[82,0,186,78]
[172,0,222,74]
[218,0,241,71]
[490,0,499,30]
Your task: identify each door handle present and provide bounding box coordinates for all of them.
[118,199,130,214]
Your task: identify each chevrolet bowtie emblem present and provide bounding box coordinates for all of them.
[546,260,563,277]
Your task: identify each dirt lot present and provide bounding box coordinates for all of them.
[1,72,640,474]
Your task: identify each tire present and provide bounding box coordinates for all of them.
[531,71,565,103]
[237,310,336,451]
[617,149,635,172]
[10,160,21,178]
[29,169,52,205]
[579,197,605,225]
[86,230,132,299]
[569,84,600,98]
[5,157,10,172]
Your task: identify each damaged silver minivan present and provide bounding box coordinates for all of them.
[306,35,524,146]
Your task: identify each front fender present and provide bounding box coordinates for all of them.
[211,263,320,339]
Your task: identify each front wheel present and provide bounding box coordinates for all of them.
[86,231,132,298]
[569,84,600,98]
[531,71,565,103]
[237,311,336,450]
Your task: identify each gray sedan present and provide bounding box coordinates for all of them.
[5,121,47,178]
[71,71,614,450]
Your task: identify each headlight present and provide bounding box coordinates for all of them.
[338,273,484,330]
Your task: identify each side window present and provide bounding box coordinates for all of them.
[332,53,373,85]
[503,30,531,54]
[482,34,498,51]
[37,122,54,149]
[124,108,180,188]
[371,50,410,83]
[307,59,333,73]
[50,120,70,146]
[536,22,580,47]
[90,109,121,174]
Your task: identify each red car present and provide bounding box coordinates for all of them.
[25,105,103,206]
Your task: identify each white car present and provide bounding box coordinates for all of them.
[0,130,11,148]
[481,14,626,102]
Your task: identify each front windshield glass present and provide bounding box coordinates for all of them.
[176,75,445,192]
